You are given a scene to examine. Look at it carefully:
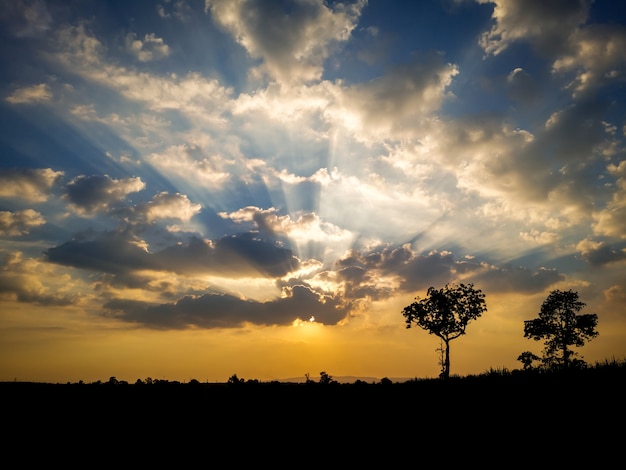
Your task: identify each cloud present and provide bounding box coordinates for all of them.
[221,206,353,243]
[147,145,232,188]
[0,251,78,305]
[478,0,590,57]
[132,192,202,223]
[0,168,64,202]
[55,24,233,113]
[0,0,52,38]
[45,230,301,280]
[593,160,626,238]
[155,233,300,278]
[439,102,611,230]
[63,174,146,215]
[205,0,366,84]
[104,283,349,329]
[125,32,170,62]
[473,263,564,293]
[576,238,626,266]
[0,209,45,236]
[327,52,459,140]
[5,83,52,104]
[44,230,156,274]
[553,24,626,96]
[329,243,564,298]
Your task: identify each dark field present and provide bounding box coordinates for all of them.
[4,363,624,465]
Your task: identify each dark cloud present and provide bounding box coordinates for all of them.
[64,174,145,214]
[44,230,155,274]
[104,284,349,329]
[332,246,474,298]
[0,274,76,306]
[474,265,564,293]
[364,245,460,292]
[578,240,626,266]
[45,231,300,280]
[0,0,53,38]
[155,233,300,278]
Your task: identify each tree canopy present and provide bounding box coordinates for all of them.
[403,283,487,379]
[523,289,598,370]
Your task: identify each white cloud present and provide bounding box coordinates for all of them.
[552,25,626,96]
[137,192,202,223]
[326,54,459,141]
[55,24,233,113]
[125,32,170,62]
[221,206,353,244]
[0,168,63,202]
[205,0,366,84]
[5,83,52,104]
[0,209,45,236]
[592,161,626,238]
[147,144,232,188]
[478,0,590,57]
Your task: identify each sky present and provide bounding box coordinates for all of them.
[1,0,625,384]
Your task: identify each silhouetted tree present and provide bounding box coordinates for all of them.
[227,374,244,385]
[517,351,541,370]
[523,289,598,370]
[403,283,487,379]
[319,371,337,385]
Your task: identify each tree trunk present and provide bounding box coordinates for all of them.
[443,339,451,379]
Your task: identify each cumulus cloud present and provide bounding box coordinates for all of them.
[327,52,459,139]
[0,251,77,305]
[0,209,45,236]
[5,83,52,104]
[553,25,626,96]
[221,206,352,243]
[147,145,232,188]
[55,24,233,113]
[593,160,626,238]
[125,32,170,62]
[0,168,64,202]
[63,174,146,215]
[45,229,300,280]
[205,0,366,84]
[104,283,349,329]
[44,230,155,274]
[478,0,590,57]
[155,234,300,278]
[474,264,564,293]
[576,238,626,266]
[133,192,202,223]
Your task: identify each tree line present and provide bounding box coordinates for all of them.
[402,283,599,379]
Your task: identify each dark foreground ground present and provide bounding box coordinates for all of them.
[3,365,624,464]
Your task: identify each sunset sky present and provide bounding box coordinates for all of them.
[1,0,625,384]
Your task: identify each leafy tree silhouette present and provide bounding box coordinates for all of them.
[517,351,541,370]
[403,283,487,379]
[227,374,245,385]
[318,371,337,385]
[523,289,598,370]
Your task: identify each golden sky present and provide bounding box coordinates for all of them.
[1,0,625,383]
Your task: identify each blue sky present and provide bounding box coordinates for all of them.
[1,0,625,383]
